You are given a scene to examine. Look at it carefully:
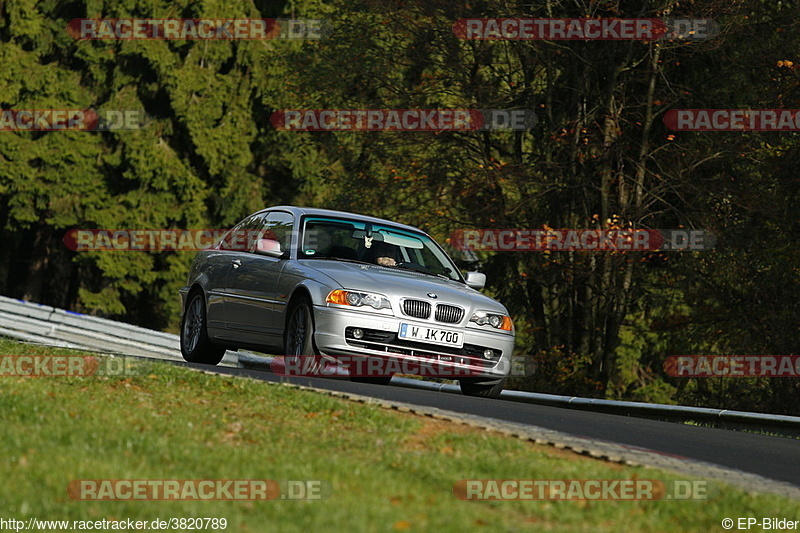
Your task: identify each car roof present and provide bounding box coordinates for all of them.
[258,206,430,236]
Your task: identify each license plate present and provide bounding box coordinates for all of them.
[398,323,464,348]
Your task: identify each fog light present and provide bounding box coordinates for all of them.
[353,328,364,340]
[483,349,494,359]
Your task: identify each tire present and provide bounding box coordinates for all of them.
[180,291,225,365]
[459,378,506,398]
[284,295,322,375]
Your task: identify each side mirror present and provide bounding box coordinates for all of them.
[255,238,286,258]
[465,271,486,290]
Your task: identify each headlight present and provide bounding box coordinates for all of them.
[470,311,513,331]
[326,289,392,310]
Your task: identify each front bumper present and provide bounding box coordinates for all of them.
[312,305,514,381]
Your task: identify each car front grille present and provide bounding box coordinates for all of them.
[402,299,431,319]
[402,299,464,324]
[344,327,501,368]
[435,304,464,324]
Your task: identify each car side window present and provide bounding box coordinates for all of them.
[259,211,295,254]
[218,213,265,251]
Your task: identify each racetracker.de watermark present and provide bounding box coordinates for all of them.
[67,18,330,40]
[453,18,718,41]
[665,356,800,377]
[0,109,147,131]
[68,479,331,500]
[453,479,710,500]
[0,355,147,377]
[64,229,233,252]
[664,109,800,131]
[270,355,535,378]
[450,229,715,251]
[63,228,379,252]
[270,109,537,131]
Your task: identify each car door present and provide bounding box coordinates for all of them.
[205,214,262,333]
[223,210,294,343]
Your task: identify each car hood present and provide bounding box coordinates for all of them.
[301,260,508,313]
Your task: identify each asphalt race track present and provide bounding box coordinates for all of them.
[183,362,800,490]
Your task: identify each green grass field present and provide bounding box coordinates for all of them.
[1,339,798,532]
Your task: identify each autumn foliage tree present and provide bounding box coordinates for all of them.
[0,0,797,413]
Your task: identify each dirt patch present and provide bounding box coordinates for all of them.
[401,417,476,453]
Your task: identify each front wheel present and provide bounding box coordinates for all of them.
[284,296,322,375]
[180,292,225,365]
[459,378,506,398]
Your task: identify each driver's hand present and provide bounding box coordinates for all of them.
[377,256,396,266]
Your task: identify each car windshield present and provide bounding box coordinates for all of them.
[298,216,463,282]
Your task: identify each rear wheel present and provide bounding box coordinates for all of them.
[180,291,225,365]
[459,378,506,398]
[284,295,322,375]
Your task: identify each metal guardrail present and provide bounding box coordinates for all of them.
[385,377,800,435]
[1,294,798,435]
[0,294,238,365]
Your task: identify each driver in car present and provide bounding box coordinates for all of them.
[369,241,399,267]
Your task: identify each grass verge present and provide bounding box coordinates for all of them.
[1,339,798,532]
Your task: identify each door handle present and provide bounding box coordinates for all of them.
[230,259,241,269]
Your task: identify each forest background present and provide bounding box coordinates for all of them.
[1,0,798,414]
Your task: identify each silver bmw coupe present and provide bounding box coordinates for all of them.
[179,206,514,397]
